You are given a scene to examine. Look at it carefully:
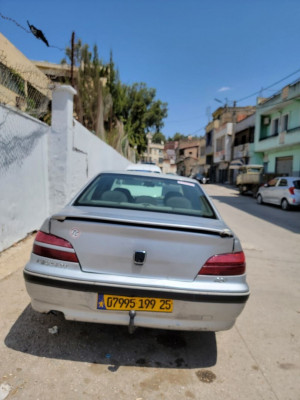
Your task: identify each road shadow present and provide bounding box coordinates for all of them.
[5,305,217,370]
[210,188,300,234]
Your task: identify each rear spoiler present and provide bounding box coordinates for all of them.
[51,214,233,238]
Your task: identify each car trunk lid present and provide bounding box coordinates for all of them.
[49,206,234,281]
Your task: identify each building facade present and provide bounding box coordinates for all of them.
[214,122,233,183]
[231,113,256,181]
[163,141,178,174]
[0,33,51,117]
[142,133,164,170]
[176,137,206,176]
[205,106,256,183]
[254,80,300,176]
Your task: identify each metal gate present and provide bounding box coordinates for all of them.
[275,156,293,176]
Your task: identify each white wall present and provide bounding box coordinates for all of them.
[71,120,130,198]
[0,105,50,251]
[0,85,130,251]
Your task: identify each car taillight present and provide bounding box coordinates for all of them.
[199,251,246,276]
[288,186,295,195]
[33,231,79,263]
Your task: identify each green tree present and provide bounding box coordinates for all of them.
[121,83,168,153]
[145,100,168,133]
[170,132,187,141]
[152,132,166,144]
[61,40,168,157]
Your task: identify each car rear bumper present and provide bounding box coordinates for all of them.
[24,271,249,332]
[288,197,300,206]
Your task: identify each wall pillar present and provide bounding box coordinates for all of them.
[48,85,77,214]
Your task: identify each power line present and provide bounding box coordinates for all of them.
[190,124,206,135]
[0,12,30,33]
[173,68,300,134]
[167,116,205,124]
[49,45,65,52]
[236,67,300,103]
[0,12,64,51]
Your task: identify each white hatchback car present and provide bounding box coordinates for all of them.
[257,176,300,210]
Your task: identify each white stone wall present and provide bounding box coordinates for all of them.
[0,86,130,251]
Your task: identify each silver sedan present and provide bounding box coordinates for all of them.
[24,172,249,332]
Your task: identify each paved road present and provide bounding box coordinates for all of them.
[0,184,299,400]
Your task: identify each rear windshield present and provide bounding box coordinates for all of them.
[293,180,300,189]
[74,173,216,219]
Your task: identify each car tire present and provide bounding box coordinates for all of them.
[257,194,263,204]
[281,198,290,211]
[239,185,244,195]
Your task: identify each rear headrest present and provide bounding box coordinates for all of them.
[113,188,133,202]
[165,196,192,209]
[100,190,127,203]
[164,191,183,204]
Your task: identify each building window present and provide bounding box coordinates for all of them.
[216,137,224,152]
[249,128,254,143]
[272,118,279,136]
[200,146,206,156]
[206,131,212,146]
[282,114,289,132]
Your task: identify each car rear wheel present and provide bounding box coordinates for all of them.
[281,198,290,211]
[257,194,263,204]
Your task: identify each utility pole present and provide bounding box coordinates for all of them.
[229,100,237,184]
[71,32,75,87]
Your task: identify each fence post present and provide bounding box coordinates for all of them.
[48,85,77,214]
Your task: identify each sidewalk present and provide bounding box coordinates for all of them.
[0,233,35,281]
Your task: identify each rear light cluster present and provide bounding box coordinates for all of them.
[199,251,246,276]
[288,187,295,195]
[33,231,79,263]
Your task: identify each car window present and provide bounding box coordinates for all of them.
[74,173,216,219]
[268,178,278,187]
[279,179,288,187]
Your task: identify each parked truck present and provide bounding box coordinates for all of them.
[236,165,264,195]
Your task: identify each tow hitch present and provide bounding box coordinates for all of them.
[128,310,136,334]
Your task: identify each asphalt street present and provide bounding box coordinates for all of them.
[0,184,299,400]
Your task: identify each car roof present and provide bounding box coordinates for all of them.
[276,176,300,181]
[126,164,162,173]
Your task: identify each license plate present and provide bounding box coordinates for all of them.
[97,294,173,312]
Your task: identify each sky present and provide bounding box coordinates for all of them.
[1,0,300,138]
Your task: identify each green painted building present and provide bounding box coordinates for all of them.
[254,79,300,176]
